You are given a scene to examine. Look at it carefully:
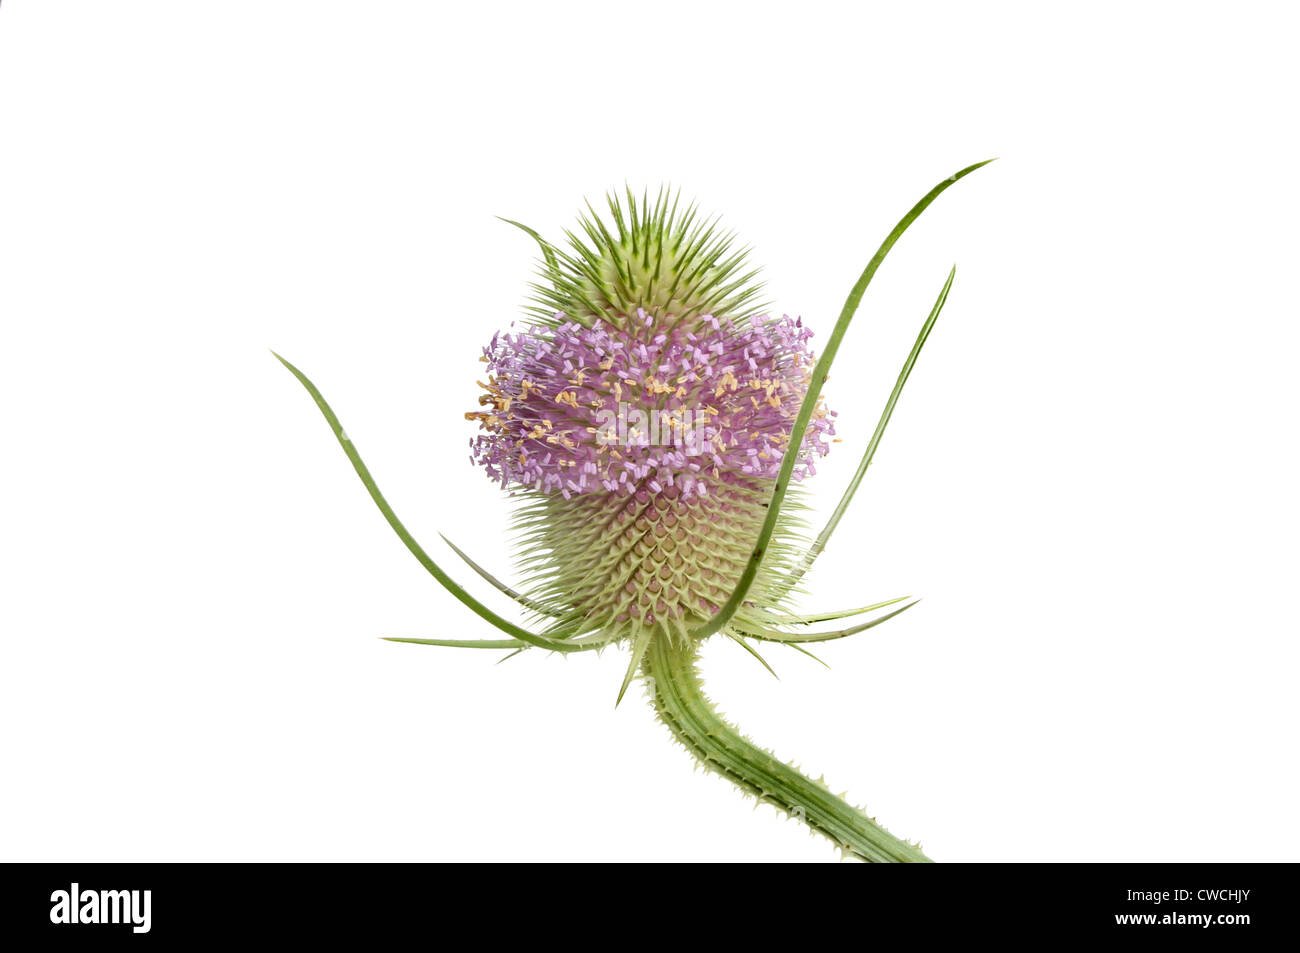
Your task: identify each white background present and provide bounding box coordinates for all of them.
[2,2,1297,862]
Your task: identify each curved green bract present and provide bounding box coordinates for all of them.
[383,632,618,652]
[776,266,957,597]
[726,632,779,679]
[274,352,588,654]
[758,595,909,626]
[782,642,830,668]
[497,217,561,280]
[439,533,559,617]
[688,160,993,642]
[616,626,654,707]
[383,637,524,650]
[740,599,920,644]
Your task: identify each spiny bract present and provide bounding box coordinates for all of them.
[467,189,834,655]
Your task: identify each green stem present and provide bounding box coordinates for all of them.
[643,636,931,863]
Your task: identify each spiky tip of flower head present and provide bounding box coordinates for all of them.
[523,186,765,330]
[466,190,834,644]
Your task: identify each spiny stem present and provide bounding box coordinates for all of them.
[642,636,931,863]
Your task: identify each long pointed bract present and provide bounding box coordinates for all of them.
[761,596,910,626]
[382,637,524,649]
[439,533,560,616]
[727,632,780,679]
[689,161,994,641]
[274,352,591,654]
[741,600,920,644]
[777,266,957,596]
[616,627,653,707]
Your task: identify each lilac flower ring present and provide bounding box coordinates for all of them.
[469,312,835,499]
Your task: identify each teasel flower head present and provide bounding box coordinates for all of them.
[277,162,992,861]
[466,192,837,655]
